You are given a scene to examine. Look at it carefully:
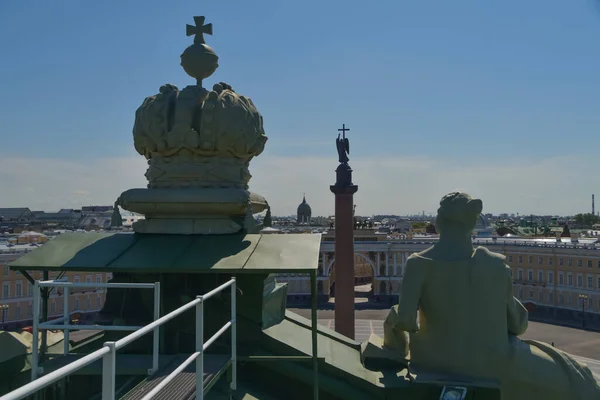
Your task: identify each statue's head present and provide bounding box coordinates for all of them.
[435,192,483,236]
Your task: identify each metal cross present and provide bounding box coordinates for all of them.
[186,16,213,44]
[338,124,350,139]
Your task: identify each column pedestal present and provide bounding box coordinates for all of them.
[330,163,358,339]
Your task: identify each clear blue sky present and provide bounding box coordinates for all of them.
[0,1,599,214]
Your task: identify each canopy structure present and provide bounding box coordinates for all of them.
[9,232,321,274]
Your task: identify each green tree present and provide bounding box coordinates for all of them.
[574,213,600,228]
[412,222,428,230]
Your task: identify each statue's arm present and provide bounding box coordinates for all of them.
[505,265,528,336]
[396,257,424,333]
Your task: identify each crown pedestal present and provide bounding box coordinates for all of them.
[118,18,268,235]
[120,188,267,234]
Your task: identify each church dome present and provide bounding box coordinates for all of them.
[297,196,311,214]
[297,195,312,224]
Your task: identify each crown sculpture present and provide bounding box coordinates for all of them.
[118,16,268,234]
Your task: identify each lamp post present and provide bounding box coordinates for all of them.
[579,294,588,328]
[0,304,8,330]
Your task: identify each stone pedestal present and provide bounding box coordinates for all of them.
[330,163,358,339]
[119,188,267,234]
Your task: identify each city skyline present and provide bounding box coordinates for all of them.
[1,1,599,216]
[0,152,595,217]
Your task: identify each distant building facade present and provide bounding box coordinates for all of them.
[0,243,112,330]
[279,234,600,325]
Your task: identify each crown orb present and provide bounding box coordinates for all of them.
[180,43,219,81]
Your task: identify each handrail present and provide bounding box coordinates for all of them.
[137,279,236,400]
[0,278,237,400]
[37,281,157,289]
[29,279,161,382]
[1,347,111,400]
[115,298,200,349]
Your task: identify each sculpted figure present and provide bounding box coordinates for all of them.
[391,192,600,399]
[335,133,349,164]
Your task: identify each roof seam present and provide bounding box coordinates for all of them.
[105,234,141,269]
[241,234,263,270]
[169,235,198,269]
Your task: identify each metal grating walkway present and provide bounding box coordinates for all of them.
[121,354,231,400]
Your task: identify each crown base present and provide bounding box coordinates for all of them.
[119,188,267,235]
[145,154,252,190]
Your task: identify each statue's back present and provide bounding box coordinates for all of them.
[406,247,513,376]
[400,247,599,399]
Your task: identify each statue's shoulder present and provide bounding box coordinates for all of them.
[474,246,507,266]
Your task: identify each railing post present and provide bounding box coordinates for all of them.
[151,281,160,375]
[102,341,117,400]
[231,278,237,393]
[196,297,204,400]
[63,286,70,356]
[31,280,40,381]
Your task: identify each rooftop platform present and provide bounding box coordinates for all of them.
[9,232,321,273]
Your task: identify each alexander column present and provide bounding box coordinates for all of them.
[330,124,358,339]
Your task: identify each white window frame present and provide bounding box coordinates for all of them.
[568,273,573,286]
[558,272,564,286]
[2,282,10,299]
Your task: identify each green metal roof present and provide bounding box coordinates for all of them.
[8,232,321,273]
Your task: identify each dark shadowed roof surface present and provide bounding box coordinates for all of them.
[9,232,321,273]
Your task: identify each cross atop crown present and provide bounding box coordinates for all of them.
[186,16,213,44]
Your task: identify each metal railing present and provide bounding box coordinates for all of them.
[1,278,236,400]
[31,279,161,380]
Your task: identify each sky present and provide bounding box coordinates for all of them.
[0,0,599,216]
